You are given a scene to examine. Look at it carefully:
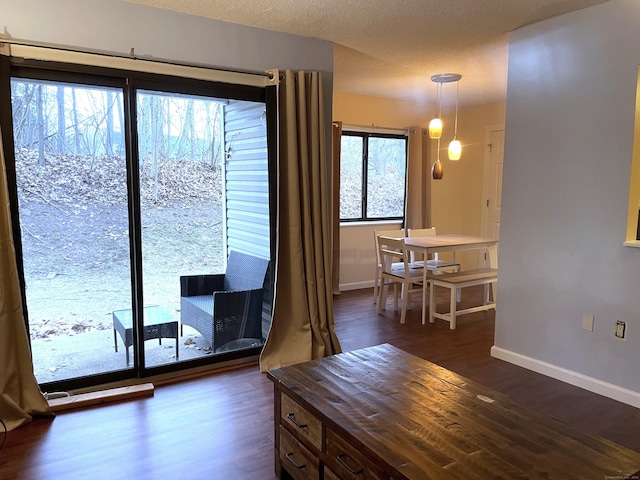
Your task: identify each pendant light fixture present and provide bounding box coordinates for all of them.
[429,73,462,179]
[448,77,462,160]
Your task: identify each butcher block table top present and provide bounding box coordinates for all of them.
[267,343,640,479]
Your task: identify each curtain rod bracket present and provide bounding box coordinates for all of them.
[265,68,281,85]
[0,33,10,55]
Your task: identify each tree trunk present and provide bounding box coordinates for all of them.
[105,91,114,156]
[36,85,45,166]
[72,90,81,154]
[57,86,66,154]
[151,96,161,203]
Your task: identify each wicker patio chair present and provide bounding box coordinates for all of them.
[179,251,270,352]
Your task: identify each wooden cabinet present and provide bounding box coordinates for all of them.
[268,344,640,479]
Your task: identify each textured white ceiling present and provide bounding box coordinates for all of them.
[125,0,610,106]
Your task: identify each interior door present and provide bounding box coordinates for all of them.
[481,127,504,266]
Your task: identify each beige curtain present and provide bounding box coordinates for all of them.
[259,70,342,371]
[0,126,54,430]
[404,127,431,230]
[331,121,342,295]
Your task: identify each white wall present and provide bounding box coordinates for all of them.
[2,0,333,138]
[2,0,333,75]
[339,221,402,291]
[495,0,640,405]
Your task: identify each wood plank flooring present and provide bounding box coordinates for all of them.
[1,287,639,479]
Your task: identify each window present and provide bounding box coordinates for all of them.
[339,131,408,221]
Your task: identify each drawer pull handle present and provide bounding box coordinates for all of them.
[286,413,308,429]
[337,453,363,475]
[285,452,306,469]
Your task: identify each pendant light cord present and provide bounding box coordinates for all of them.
[453,80,459,139]
[436,82,442,162]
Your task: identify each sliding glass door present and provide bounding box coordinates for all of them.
[135,89,227,367]
[10,77,133,384]
[3,62,274,391]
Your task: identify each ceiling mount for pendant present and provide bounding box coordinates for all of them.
[430,73,462,84]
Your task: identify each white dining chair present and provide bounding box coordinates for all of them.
[372,228,405,304]
[376,235,424,324]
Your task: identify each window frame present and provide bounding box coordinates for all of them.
[339,130,408,223]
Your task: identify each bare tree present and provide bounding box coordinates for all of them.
[206,102,222,167]
[150,94,163,203]
[71,89,81,154]
[105,91,115,157]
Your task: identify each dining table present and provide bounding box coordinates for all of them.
[404,234,499,323]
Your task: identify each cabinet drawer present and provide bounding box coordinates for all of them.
[326,428,383,480]
[279,425,320,480]
[281,392,322,450]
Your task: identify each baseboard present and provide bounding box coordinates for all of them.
[491,346,640,408]
[339,281,373,292]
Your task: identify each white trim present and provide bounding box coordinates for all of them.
[480,124,505,267]
[491,346,640,408]
[480,123,505,238]
[342,124,407,135]
[340,220,402,228]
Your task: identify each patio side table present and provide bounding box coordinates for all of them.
[112,305,179,366]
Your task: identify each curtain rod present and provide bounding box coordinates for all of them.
[0,37,274,80]
[340,123,411,134]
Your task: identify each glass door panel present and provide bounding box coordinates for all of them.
[136,89,226,366]
[366,136,407,218]
[11,79,132,383]
[339,135,364,219]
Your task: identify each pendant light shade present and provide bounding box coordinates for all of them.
[431,159,444,179]
[428,117,442,139]
[448,139,461,160]
[431,138,444,180]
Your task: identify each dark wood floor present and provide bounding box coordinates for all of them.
[2,287,639,479]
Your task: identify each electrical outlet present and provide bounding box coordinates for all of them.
[615,320,626,340]
[582,314,594,332]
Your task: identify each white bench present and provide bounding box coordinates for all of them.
[428,268,498,329]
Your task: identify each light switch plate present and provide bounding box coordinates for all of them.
[582,314,594,332]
